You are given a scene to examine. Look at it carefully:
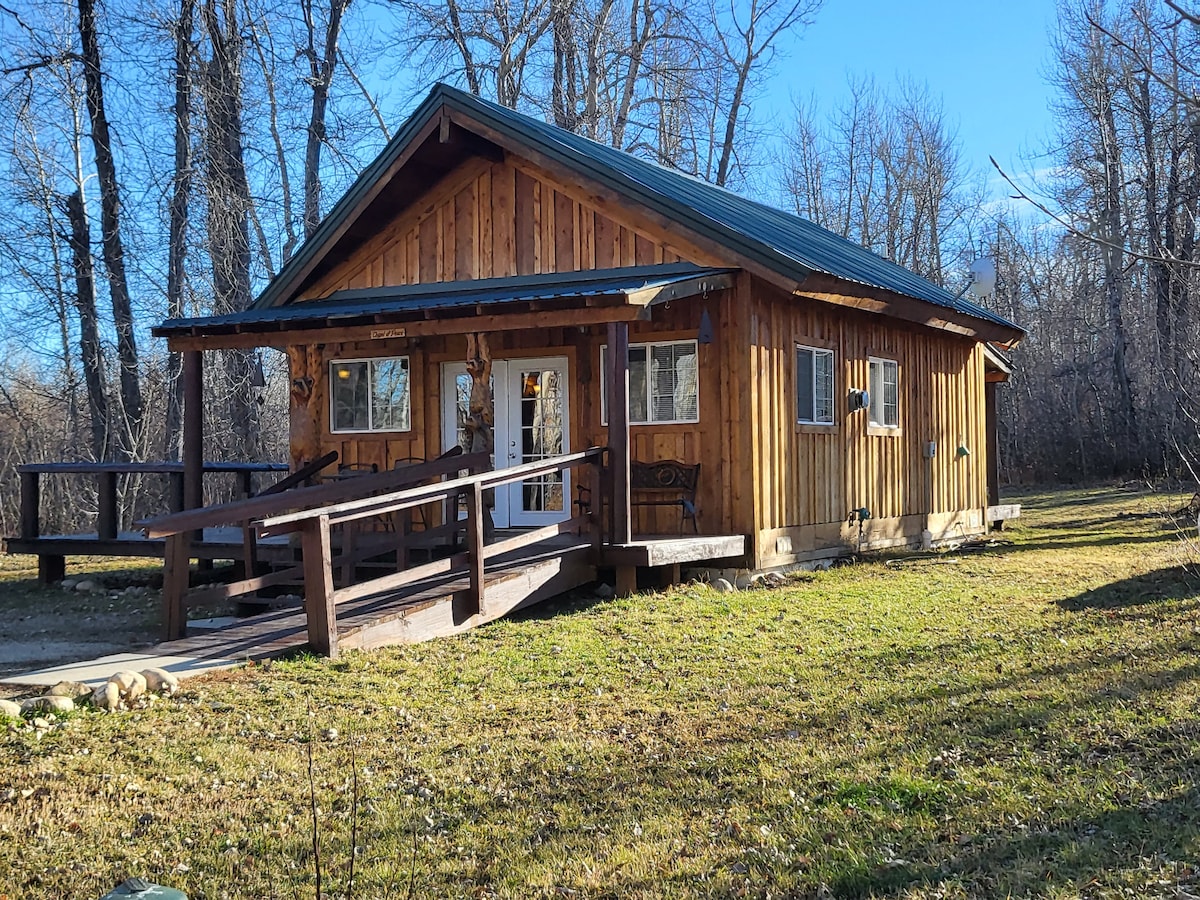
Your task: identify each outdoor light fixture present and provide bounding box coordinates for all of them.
[697,308,714,344]
[848,388,870,412]
[956,444,971,458]
[249,351,267,388]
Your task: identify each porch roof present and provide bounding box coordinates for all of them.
[153,264,735,349]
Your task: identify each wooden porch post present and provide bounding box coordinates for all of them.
[182,350,204,511]
[985,380,1001,522]
[302,514,338,658]
[607,321,632,552]
[607,322,632,544]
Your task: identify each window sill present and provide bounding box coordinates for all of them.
[866,424,902,437]
[330,428,413,436]
[795,422,837,435]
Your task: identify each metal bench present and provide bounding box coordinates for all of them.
[631,460,700,534]
[576,459,700,535]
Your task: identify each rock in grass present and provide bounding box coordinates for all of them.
[593,583,615,600]
[92,682,121,711]
[108,671,147,701]
[141,668,179,695]
[764,571,788,588]
[74,580,97,592]
[48,681,93,700]
[0,699,21,719]
[21,696,74,714]
[712,577,735,593]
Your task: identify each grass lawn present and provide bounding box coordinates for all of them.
[2,486,1199,899]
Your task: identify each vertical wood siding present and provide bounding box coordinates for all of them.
[302,158,701,299]
[286,155,990,562]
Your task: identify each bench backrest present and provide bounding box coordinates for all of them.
[630,460,699,494]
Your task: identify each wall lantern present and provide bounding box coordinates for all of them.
[848,388,870,412]
[249,351,267,388]
[697,308,714,344]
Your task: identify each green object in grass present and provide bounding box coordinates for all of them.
[99,879,188,899]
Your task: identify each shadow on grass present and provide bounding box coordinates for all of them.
[1057,566,1200,611]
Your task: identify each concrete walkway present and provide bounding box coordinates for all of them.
[1,607,309,688]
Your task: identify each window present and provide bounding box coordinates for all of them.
[868,357,899,428]
[330,357,411,432]
[796,345,835,425]
[601,340,699,424]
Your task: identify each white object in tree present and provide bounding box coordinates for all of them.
[967,257,997,300]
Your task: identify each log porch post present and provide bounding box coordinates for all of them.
[607,320,632,557]
[182,350,204,511]
[607,321,632,543]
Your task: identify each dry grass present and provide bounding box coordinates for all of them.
[2,486,1199,899]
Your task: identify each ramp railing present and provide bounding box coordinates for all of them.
[254,448,606,658]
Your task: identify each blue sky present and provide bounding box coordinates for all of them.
[758,0,1060,198]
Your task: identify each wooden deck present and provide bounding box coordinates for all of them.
[7,451,752,667]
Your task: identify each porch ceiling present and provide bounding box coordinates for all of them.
[155,264,735,351]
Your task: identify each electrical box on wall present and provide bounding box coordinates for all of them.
[923,441,937,459]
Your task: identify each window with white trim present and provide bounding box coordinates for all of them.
[330,357,411,433]
[796,344,835,425]
[868,357,899,428]
[601,340,699,424]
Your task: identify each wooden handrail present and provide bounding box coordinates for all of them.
[257,448,606,536]
[255,451,339,497]
[140,452,491,538]
[17,459,291,543]
[285,448,606,658]
[16,461,289,474]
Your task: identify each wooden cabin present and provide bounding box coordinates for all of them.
[156,84,1024,581]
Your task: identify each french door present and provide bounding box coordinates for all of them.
[441,357,570,528]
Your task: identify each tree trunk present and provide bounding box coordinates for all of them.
[1098,90,1138,467]
[302,0,348,238]
[62,189,109,461]
[287,345,323,470]
[76,0,143,459]
[164,0,195,462]
[202,0,260,460]
[465,333,495,540]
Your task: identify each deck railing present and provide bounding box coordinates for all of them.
[140,452,491,641]
[17,460,290,542]
[254,448,606,658]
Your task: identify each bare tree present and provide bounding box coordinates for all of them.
[77,0,144,458]
[707,0,821,186]
[300,0,349,237]
[164,0,196,461]
[201,0,260,459]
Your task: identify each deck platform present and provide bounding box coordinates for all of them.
[602,534,746,568]
[602,533,746,596]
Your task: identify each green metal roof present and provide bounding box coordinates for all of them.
[156,265,734,338]
[251,83,1022,343]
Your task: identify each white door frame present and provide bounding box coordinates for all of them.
[441,356,571,528]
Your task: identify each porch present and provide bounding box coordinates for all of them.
[4,264,750,661]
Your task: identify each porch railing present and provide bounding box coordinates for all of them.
[18,460,290,542]
[254,447,606,658]
[140,452,491,640]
